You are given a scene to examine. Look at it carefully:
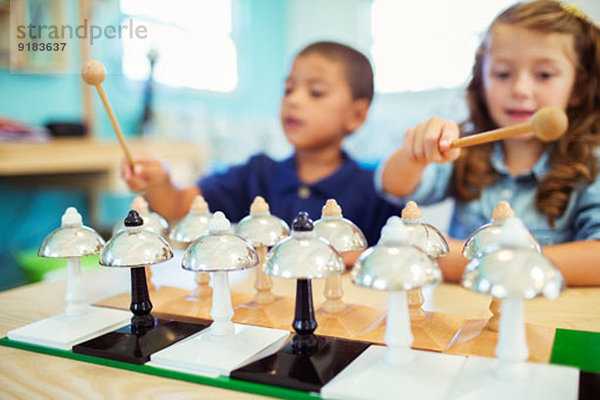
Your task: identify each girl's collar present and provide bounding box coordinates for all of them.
[490,142,553,180]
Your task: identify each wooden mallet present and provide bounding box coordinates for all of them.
[450,106,568,148]
[81,60,135,168]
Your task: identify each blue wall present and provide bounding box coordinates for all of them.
[0,0,83,125]
[0,0,289,289]
[0,0,288,134]
[85,0,289,139]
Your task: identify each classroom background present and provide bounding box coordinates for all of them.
[1,0,599,290]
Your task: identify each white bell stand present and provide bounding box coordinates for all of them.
[7,257,129,350]
[321,290,466,400]
[149,271,289,377]
[446,297,579,400]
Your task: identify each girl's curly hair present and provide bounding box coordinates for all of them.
[455,0,600,226]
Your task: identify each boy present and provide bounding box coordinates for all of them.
[123,41,402,246]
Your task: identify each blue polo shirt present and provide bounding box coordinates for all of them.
[376,143,600,246]
[198,153,403,245]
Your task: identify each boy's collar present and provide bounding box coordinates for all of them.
[274,151,358,195]
[490,142,552,180]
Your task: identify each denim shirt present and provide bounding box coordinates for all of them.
[377,143,600,246]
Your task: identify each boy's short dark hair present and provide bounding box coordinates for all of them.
[298,41,374,104]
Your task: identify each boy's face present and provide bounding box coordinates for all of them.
[482,24,577,140]
[281,53,366,151]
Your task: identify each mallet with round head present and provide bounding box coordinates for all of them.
[450,106,568,149]
[81,59,135,167]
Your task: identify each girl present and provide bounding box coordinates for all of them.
[380,1,600,285]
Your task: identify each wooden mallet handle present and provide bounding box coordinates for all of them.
[450,107,568,149]
[81,60,135,168]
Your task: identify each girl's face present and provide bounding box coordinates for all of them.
[482,24,578,137]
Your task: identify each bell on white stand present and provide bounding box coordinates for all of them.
[401,201,449,321]
[462,201,540,332]
[312,199,384,338]
[234,196,291,326]
[8,207,130,349]
[358,201,457,352]
[314,199,367,314]
[236,196,289,304]
[113,195,169,291]
[447,217,577,400]
[321,216,467,400]
[149,212,289,377]
[169,195,212,299]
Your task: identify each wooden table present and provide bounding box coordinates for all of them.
[0,269,271,400]
[0,138,205,225]
[1,267,598,399]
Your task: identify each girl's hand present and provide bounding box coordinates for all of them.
[403,117,462,165]
[121,154,170,192]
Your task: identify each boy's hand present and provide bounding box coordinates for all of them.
[403,117,461,165]
[121,154,170,192]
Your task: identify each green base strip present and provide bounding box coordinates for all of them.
[0,337,321,400]
[550,329,600,374]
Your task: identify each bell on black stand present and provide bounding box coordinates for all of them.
[231,212,371,393]
[73,210,209,364]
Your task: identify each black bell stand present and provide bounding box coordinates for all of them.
[73,266,209,364]
[130,266,154,332]
[292,278,318,354]
[231,278,371,392]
